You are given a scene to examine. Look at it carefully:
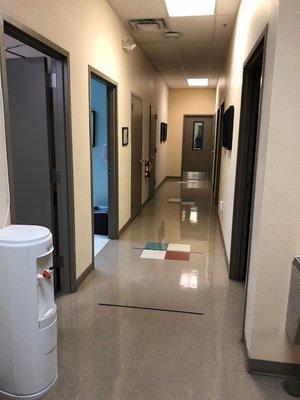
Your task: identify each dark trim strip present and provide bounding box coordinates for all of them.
[247,357,300,379]
[243,333,300,379]
[216,211,229,271]
[76,262,94,289]
[166,176,182,180]
[98,303,204,316]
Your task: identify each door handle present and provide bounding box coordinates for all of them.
[139,159,144,164]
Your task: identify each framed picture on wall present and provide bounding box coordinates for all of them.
[222,105,234,150]
[91,110,96,147]
[122,127,129,146]
[192,121,204,151]
[160,122,167,142]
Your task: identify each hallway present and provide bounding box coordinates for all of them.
[45,180,289,400]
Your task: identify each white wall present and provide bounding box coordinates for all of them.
[216,0,300,364]
[167,88,216,177]
[0,0,169,278]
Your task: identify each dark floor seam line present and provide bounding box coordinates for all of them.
[98,303,204,316]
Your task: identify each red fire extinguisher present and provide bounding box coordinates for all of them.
[145,160,152,178]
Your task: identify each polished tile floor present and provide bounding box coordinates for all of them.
[46,179,291,400]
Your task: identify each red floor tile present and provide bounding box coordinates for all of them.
[165,251,190,261]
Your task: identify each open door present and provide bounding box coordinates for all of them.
[4,24,75,294]
[6,56,61,292]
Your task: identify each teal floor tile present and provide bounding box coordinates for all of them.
[145,242,168,251]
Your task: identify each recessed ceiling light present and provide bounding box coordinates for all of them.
[187,78,209,87]
[165,0,216,17]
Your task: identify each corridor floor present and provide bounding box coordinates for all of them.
[45,179,291,400]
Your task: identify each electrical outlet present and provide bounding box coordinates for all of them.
[219,201,224,211]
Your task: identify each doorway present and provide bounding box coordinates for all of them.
[212,102,224,205]
[181,115,214,180]
[149,105,157,199]
[131,94,143,218]
[89,68,118,259]
[229,34,266,281]
[2,22,75,293]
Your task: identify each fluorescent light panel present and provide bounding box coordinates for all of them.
[187,78,209,87]
[165,0,216,17]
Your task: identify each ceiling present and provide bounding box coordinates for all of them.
[4,34,47,59]
[107,0,241,88]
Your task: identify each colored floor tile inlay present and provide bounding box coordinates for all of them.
[140,242,191,261]
[140,250,166,260]
[165,251,190,261]
[145,242,168,251]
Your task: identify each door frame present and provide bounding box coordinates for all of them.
[88,66,119,263]
[212,101,225,205]
[230,27,268,281]
[148,103,157,199]
[181,114,214,176]
[0,17,76,293]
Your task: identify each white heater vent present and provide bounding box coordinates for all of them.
[129,18,166,32]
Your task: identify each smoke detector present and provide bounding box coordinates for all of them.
[121,37,136,53]
[129,18,166,31]
[165,31,181,40]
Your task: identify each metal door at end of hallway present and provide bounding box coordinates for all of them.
[131,95,143,218]
[149,105,157,199]
[182,115,214,177]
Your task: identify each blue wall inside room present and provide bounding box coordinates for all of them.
[91,78,108,209]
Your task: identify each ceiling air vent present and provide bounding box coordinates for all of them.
[129,19,166,32]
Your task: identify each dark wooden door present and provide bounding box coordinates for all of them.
[131,95,143,218]
[149,105,157,198]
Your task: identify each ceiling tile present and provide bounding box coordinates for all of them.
[140,43,179,61]
[216,0,241,15]
[107,0,168,19]
[176,42,214,62]
[167,16,215,42]
[132,31,168,44]
[107,0,240,88]
[214,14,236,41]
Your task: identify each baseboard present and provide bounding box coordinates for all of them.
[118,176,178,237]
[216,211,229,271]
[166,175,181,180]
[155,177,167,192]
[247,357,300,379]
[76,262,94,289]
[118,216,134,237]
[242,333,300,379]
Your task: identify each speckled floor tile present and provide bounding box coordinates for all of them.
[43,179,289,400]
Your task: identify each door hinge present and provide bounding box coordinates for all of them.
[131,103,134,111]
[155,114,158,120]
[48,73,57,88]
[154,147,157,154]
[51,169,61,183]
[154,179,156,186]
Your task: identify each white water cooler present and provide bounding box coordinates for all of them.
[0,225,57,399]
